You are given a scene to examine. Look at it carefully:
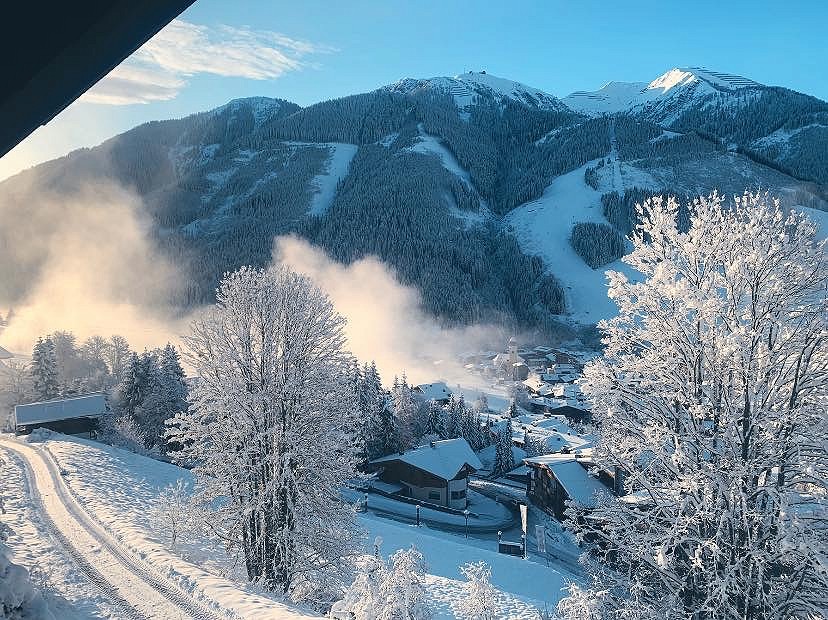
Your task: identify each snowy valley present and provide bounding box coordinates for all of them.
[1,56,827,620]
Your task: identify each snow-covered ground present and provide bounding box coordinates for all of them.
[0,445,119,619]
[506,160,639,323]
[361,514,574,618]
[1,434,320,619]
[1,433,578,619]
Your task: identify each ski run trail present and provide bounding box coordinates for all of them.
[1,438,228,620]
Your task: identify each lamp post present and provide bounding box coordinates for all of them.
[463,509,470,538]
[416,504,420,527]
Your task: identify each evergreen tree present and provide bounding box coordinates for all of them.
[423,399,445,439]
[493,420,515,475]
[30,337,59,401]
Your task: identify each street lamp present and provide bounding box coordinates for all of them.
[463,509,470,538]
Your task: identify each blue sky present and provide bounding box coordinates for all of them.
[1,0,826,180]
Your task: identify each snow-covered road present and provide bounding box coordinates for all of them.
[0,439,221,620]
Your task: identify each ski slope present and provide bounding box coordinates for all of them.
[309,143,358,216]
[506,160,639,323]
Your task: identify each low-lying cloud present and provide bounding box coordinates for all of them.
[83,19,336,105]
[273,236,504,385]
[0,182,192,354]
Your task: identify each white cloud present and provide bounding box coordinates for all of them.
[82,19,334,105]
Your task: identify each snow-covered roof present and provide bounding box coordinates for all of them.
[0,345,12,359]
[524,454,610,507]
[14,393,108,426]
[414,382,452,401]
[371,438,483,481]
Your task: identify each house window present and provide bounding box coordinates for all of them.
[451,489,466,500]
[428,491,440,501]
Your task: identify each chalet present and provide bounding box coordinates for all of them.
[368,438,483,509]
[0,345,12,360]
[413,382,452,405]
[14,393,107,436]
[524,452,612,519]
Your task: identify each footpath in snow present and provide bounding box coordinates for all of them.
[1,434,319,619]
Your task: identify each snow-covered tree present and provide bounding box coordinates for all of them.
[135,344,188,450]
[392,373,419,447]
[376,546,433,620]
[106,335,132,380]
[523,429,542,457]
[167,265,362,605]
[30,337,59,401]
[493,420,515,475]
[359,362,396,461]
[455,561,501,620]
[569,192,828,618]
[423,399,445,440]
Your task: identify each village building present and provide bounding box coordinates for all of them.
[13,393,108,436]
[524,452,613,519]
[367,438,483,509]
[413,381,452,405]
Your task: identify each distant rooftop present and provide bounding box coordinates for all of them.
[371,438,483,481]
[524,453,609,507]
[14,393,108,426]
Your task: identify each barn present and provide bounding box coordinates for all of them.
[14,393,108,436]
[368,438,483,509]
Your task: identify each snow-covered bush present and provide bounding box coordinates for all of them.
[554,583,605,620]
[376,546,432,620]
[335,544,433,620]
[0,534,54,620]
[455,561,501,620]
[152,479,195,549]
[571,191,828,617]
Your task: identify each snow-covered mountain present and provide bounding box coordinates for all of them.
[564,67,763,121]
[1,67,825,336]
[386,71,569,112]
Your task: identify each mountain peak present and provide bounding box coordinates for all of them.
[563,66,764,116]
[386,71,566,111]
[648,67,762,94]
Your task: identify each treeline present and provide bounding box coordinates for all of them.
[353,363,495,465]
[614,115,720,162]
[6,331,187,454]
[570,222,627,268]
[670,88,828,184]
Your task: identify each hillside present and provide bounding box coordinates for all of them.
[0,68,825,337]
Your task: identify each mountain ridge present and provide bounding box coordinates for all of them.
[1,65,825,339]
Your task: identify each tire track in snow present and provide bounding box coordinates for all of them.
[1,439,223,620]
[2,443,146,620]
